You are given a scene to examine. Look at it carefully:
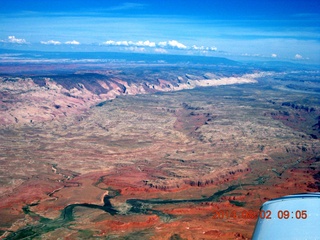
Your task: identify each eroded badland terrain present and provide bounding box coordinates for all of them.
[0,57,319,239]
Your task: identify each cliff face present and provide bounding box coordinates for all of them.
[0,71,259,125]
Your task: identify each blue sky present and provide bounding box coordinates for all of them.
[0,0,319,62]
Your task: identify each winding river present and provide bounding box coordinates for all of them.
[6,184,242,239]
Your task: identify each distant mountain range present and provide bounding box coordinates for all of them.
[0,48,238,65]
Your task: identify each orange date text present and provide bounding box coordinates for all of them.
[212,209,308,220]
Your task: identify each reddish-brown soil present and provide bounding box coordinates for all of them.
[0,68,319,239]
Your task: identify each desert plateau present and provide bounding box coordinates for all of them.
[0,53,319,239]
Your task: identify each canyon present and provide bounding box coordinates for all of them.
[0,57,319,239]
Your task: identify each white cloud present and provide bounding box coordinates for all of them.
[65,40,80,45]
[102,40,155,48]
[100,39,219,52]
[167,40,187,49]
[294,54,303,59]
[102,40,130,46]
[158,41,168,48]
[168,40,187,49]
[192,45,217,51]
[8,36,27,44]
[157,40,187,49]
[102,40,116,45]
[271,53,277,58]
[117,40,130,46]
[40,40,61,45]
[154,48,168,54]
[135,40,156,47]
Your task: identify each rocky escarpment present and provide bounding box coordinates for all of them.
[0,70,260,125]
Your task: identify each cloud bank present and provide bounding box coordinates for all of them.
[2,36,27,44]
[40,40,61,45]
[40,40,80,45]
[102,40,156,48]
[65,40,80,45]
[101,39,216,51]
[158,40,187,49]
[192,45,217,51]
[1,36,217,55]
